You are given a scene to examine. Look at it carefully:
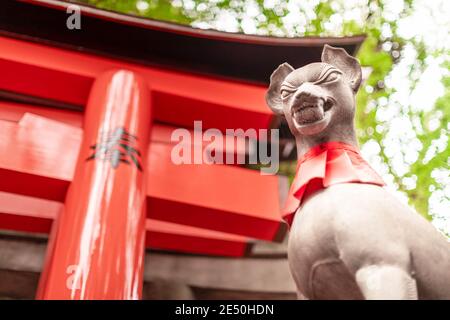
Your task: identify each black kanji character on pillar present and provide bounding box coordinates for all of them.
[86,127,143,171]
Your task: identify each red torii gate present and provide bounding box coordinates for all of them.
[0,0,364,299]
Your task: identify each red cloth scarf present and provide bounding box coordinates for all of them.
[283,141,385,226]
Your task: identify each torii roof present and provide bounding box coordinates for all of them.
[1,0,365,85]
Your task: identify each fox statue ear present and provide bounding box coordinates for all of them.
[321,44,362,92]
[265,62,294,115]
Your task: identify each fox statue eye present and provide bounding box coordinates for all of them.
[280,83,297,99]
[316,69,342,85]
[323,71,340,82]
[281,89,294,99]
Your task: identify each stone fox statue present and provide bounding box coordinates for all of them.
[266,44,450,300]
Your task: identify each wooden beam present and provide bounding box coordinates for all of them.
[0,191,252,257]
[0,36,273,133]
[143,253,295,293]
[0,268,297,300]
[0,236,296,293]
[0,114,286,240]
[0,100,254,157]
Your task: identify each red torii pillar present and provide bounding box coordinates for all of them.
[36,70,151,299]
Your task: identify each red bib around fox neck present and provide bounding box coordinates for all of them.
[283,141,385,226]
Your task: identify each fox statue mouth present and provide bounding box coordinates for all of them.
[291,98,333,135]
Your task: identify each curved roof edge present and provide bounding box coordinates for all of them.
[25,0,366,47]
[5,0,366,84]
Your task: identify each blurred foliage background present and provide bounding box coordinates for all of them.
[72,0,449,236]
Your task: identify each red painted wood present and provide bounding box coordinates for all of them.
[0,113,283,241]
[37,70,151,299]
[0,100,83,127]
[0,100,252,158]
[0,36,273,133]
[0,191,251,257]
[145,220,250,257]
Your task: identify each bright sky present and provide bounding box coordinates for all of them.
[361,0,449,236]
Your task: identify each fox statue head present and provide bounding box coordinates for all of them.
[266,44,362,155]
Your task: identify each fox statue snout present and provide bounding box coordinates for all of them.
[286,83,333,136]
[266,45,450,300]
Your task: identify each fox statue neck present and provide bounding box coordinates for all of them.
[295,122,359,159]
